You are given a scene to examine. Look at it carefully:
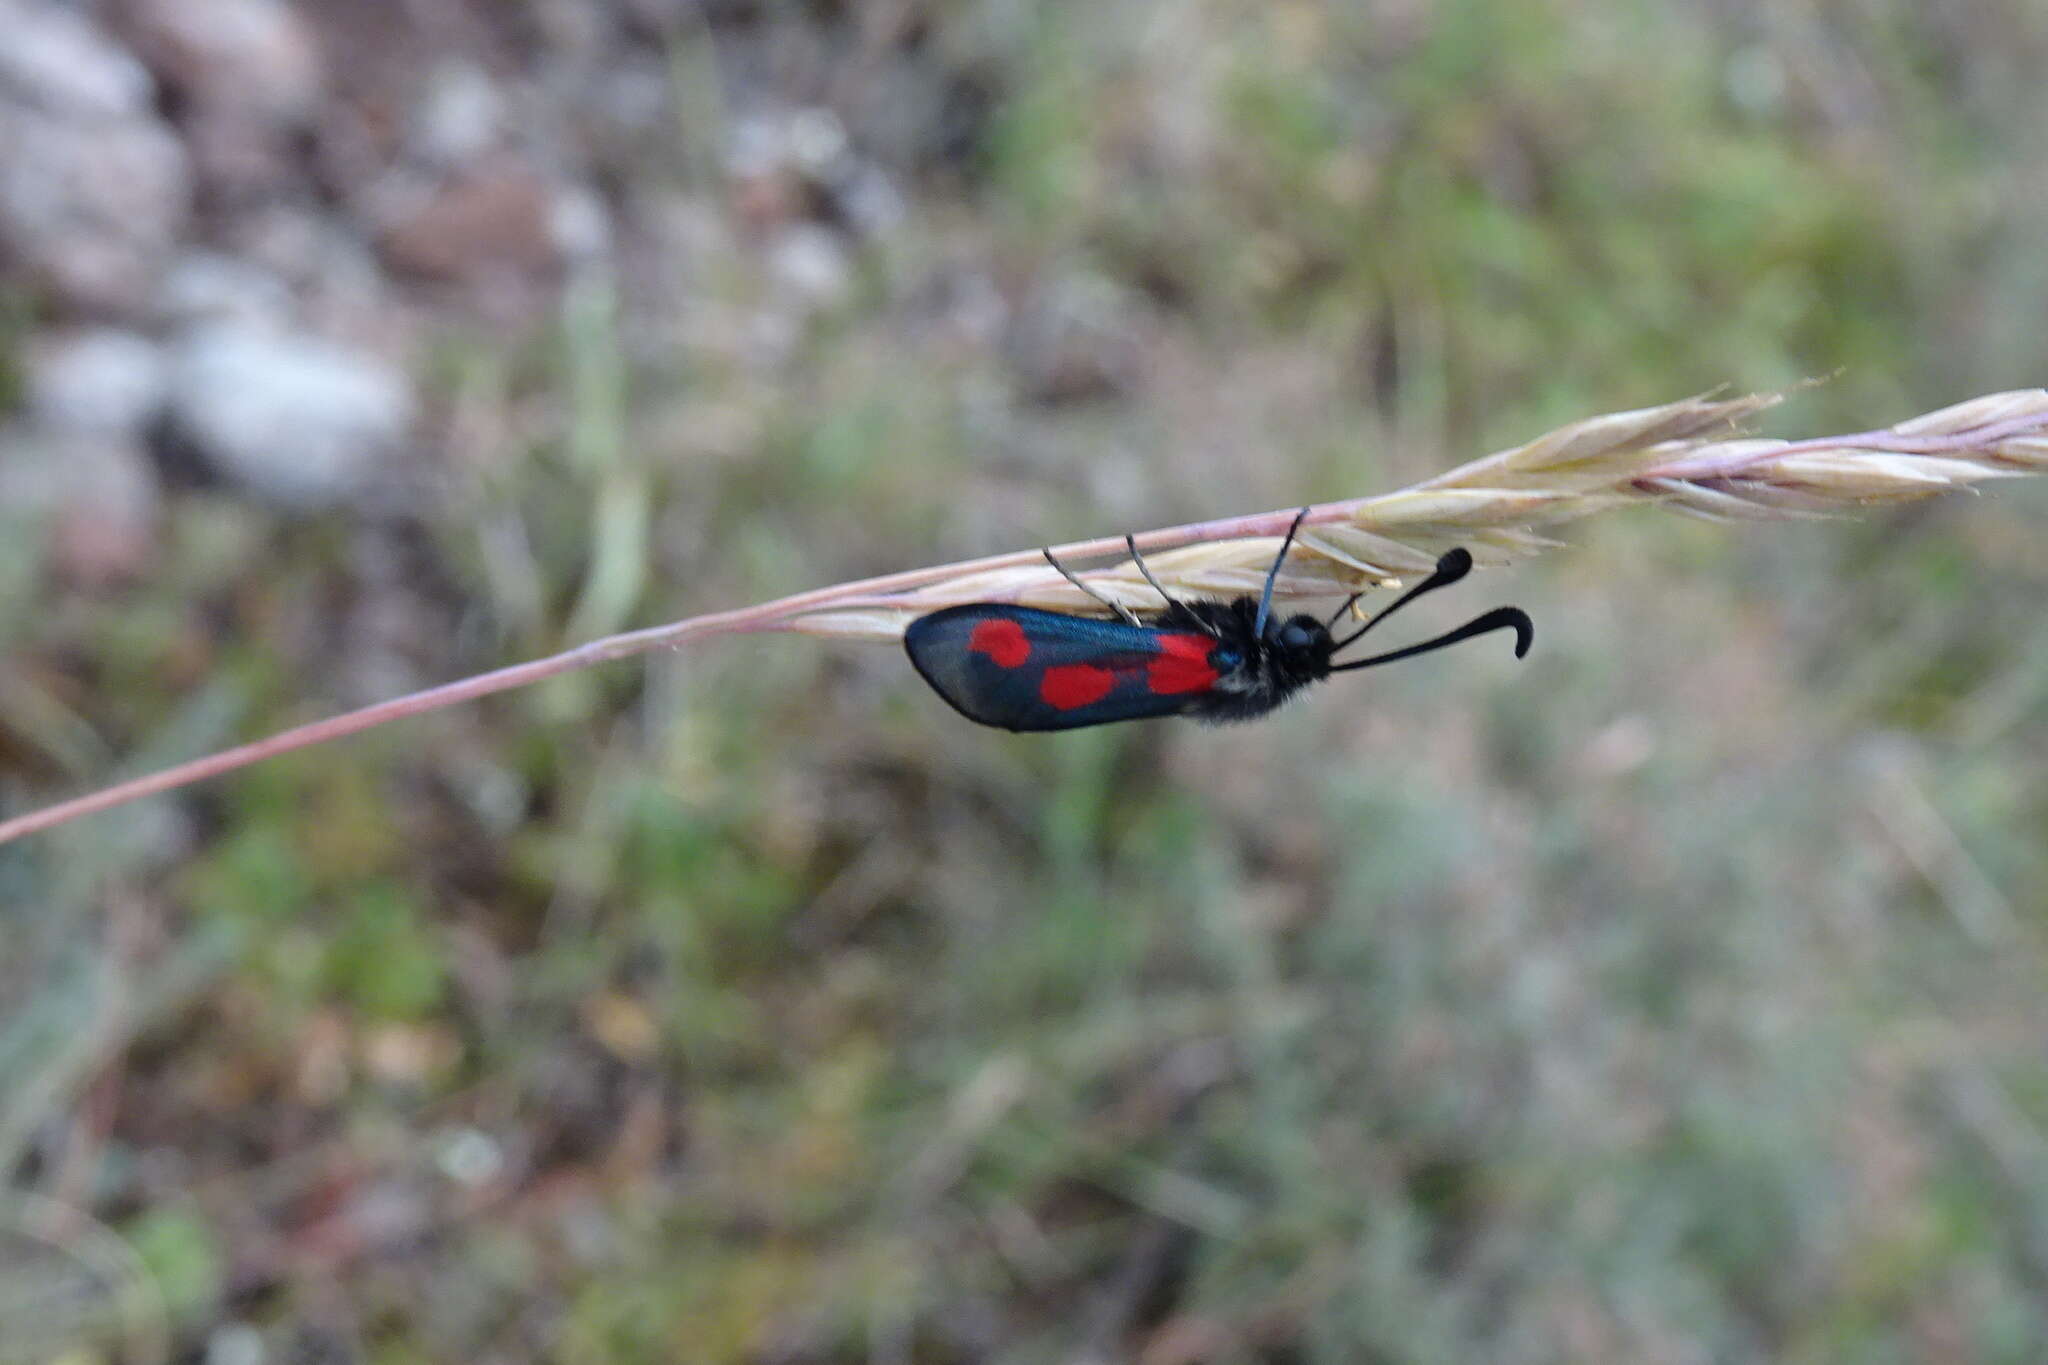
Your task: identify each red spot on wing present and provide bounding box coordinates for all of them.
[1040,664,1115,710]
[967,617,1031,668]
[1146,633,1218,695]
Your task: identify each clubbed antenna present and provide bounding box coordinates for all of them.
[1326,548,1473,653]
[1328,607,1534,673]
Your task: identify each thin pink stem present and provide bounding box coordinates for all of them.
[0,609,757,846]
[0,505,1338,846]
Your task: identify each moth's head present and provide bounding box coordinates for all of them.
[1269,614,1330,659]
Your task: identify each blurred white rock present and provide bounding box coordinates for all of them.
[154,251,297,329]
[767,223,852,306]
[26,328,168,437]
[121,0,324,124]
[409,60,505,167]
[0,94,190,313]
[167,325,416,510]
[0,1,156,117]
[0,426,160,585]
[550,184,614,266]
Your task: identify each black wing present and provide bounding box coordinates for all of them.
[903,605,1222,732]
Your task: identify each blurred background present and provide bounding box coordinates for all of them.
[4,1,2048,1360]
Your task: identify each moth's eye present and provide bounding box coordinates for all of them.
[1212,647,1244,672]
[1279,624,1314,651]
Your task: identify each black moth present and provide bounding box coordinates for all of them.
[903,508,1533,732]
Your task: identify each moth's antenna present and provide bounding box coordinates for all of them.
[1328,606,1533,672]
[1255,507,1311,637]
[1327,548,1473,653]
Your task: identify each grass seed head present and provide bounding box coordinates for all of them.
[792,388,2048,641]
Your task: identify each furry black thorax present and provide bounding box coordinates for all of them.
[1162,598,1337,724]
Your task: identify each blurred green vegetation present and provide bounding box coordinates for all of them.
[8,1,2048,1361]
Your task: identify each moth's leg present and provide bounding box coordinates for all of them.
[1043,547,1143,627]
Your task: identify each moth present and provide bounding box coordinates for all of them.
[904,509,1532,732]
